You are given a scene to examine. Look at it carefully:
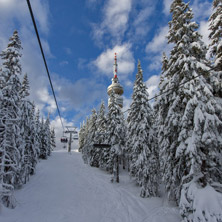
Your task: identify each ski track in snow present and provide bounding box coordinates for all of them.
[0,150,181,222]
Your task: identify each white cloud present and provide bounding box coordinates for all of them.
[31,0,50,34]
[42,39,54,58]
[92,43,135,79]
[52,75,107,112]
[163,0,173,15]
[198,20,211,58]
[36,88,57,113]
[124,80,133,87]
[92,0,132,43]
[145,75,160,99]
[191,0,212,21]
[122,95,132,119]
[146,26,168,53]
[0,0,49,35]
[132,5,155,38]
[148,55,163,71]
[199,21,211,46]
[145,26,172,71]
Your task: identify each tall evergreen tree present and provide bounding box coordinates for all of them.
[82,117,90,164]
[157,0,222,221]
[209,0,222,97]
[20,73,30,99]
[44,116,51,156]
[50,128,56,151]
[127,61,158,197]
[35,109,41,158]
[105,90,125,181]
[154,52,169,175]
[19,73,37,184]
[0,30,23,208]
[29,103,39,174]
[94,101,107,168]
[87,109,98,167]
[20,101,38,184]
[39,118,47,159]
[78,122,86,152]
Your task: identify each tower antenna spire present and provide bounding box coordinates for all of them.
[107,52,124,108]
[113,52,118,78]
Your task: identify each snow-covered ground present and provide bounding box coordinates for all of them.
[1,149,181,222]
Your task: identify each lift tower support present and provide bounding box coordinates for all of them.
[64,126,78,152]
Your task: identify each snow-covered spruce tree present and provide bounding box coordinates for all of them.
[127,60,158,197]
[94,101,107,168]
[0,84,17,208]
[20,100,38,183]
[157,1,222,221]
[19,74,38,183]
[87,109,98,167]
[81,117,90,164]
[51,128,56,151]
[44,116,52,157]
[39,118,47,159]
[20,73,30,98]
[35,109,41,158]
[0,30,23,208]
[78,122,86,152]
[159,52,169,93]
[29,103,39,174]
[154,52,169,176]
[105,90,125,181]
[209,0,222,98]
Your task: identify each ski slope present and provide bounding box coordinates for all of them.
[1,149,181,222]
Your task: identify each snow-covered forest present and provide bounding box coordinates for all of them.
[0,0,222,221]
[80,0,222,221]
[0,31,56,208]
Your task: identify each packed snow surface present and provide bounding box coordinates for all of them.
[1,149,180,222]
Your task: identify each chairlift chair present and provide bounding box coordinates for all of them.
[61,136,68,143]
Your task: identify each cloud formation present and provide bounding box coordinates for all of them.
[191,0,212,21]
[92,0,132,44]
[145,75,160,100]
[163,0,173,15]
[52,75,107,113]
[92,43,135,79]
[146,26,169,54]
[145,26,172,71]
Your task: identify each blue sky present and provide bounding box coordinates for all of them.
[0,0,213,142]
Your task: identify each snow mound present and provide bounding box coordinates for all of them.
[180,181,222,222]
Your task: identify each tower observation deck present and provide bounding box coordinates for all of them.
[107,53,124,108]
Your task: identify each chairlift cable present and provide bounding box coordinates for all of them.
[26,0,64,131]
